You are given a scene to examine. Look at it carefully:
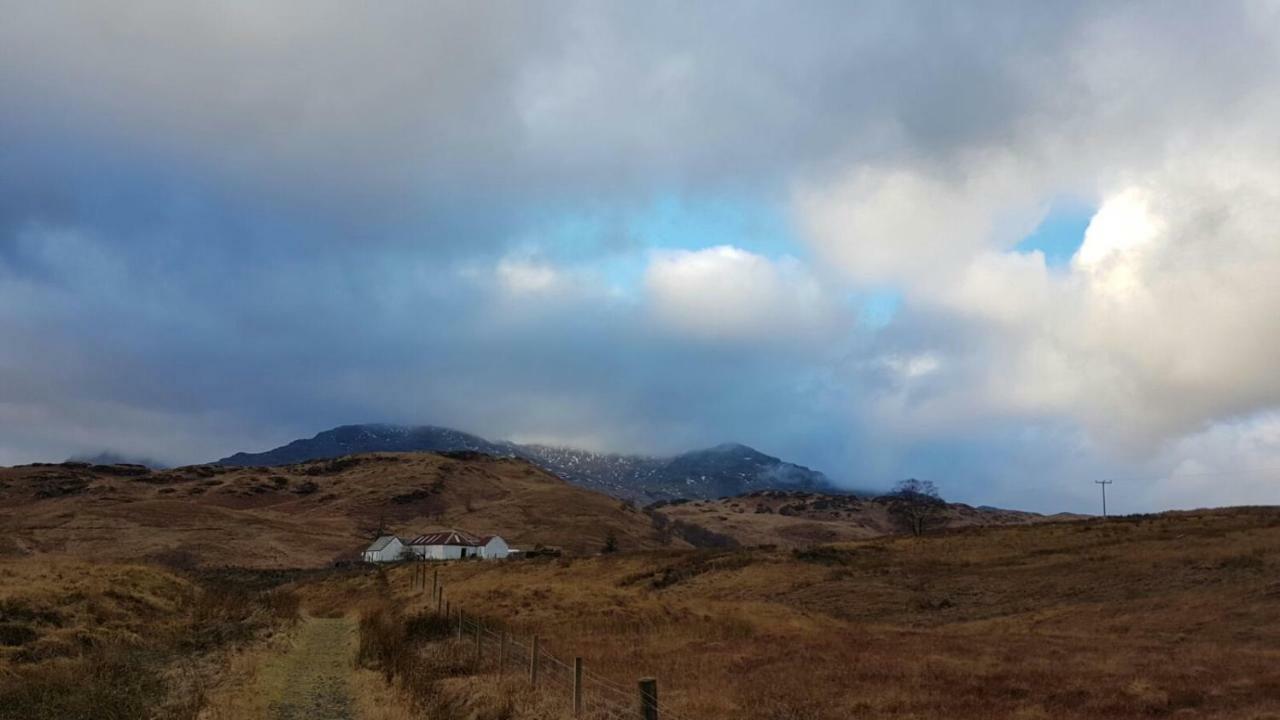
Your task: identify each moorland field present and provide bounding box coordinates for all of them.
[2,453,1278,719]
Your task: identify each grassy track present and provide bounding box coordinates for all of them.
[264,617,356,720]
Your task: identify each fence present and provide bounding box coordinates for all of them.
[409,563,691,720]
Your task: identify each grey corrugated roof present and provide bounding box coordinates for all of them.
[406,529,497,547]
[365,535,401,552]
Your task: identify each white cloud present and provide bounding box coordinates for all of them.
[797,139,1280,465]
[793,157,1049,288]
[644,245,835,341]
[495,256,564,295]
[1072,187,1164,298]
[1141,412,1280,509]
[884,353,941,380]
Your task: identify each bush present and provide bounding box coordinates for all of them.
[184,581,301,652]
[0,622,38,647]
[646,512,739,548]
[0,644,166,720]
[357,605,474,717]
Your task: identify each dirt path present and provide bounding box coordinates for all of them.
[264,616,357,720]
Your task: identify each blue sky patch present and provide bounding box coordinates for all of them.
[858,289,902,328]
[626,194,799,259]
[1015,200,1095,267]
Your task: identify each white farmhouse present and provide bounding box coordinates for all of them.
[361,535,406,563]
[406,529,511,560]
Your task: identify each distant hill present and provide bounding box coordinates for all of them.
[0,453,1084,569]
[216,424,844,502]
[0,453,686,567]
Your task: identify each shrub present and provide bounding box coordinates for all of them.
[0,644,166,720]
[0,623,38,647]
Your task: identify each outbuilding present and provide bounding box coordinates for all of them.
[361,535,406,563]
[477,534,510,559]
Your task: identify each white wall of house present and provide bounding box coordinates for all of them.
[407,539,509,560]
[410,544,465,560]
[481,536,509,559]
[362,536,405,563]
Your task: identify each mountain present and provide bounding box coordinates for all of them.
[216,424,842,501]
[218,424,507,466]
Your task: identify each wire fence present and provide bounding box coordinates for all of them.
[413,565,690,720]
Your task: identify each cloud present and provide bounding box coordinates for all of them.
[644,246,836,341]
[4,2,1280,512]
[1146,412,1280,509]
[797,137,1280,483]
[495,256,566,296]
[794,157,1050,288]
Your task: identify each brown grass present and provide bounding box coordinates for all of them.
[367,508,1280,719]
[652,491,1082,549]
[0,453,684,568]
[195,637,289,720]
[0,557,302,720]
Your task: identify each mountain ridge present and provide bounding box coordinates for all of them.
[216,423,845,502]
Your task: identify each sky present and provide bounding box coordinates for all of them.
[4,2,1280,513]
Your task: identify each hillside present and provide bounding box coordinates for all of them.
[370,507,1280,719]
[0,453,684,567]
[216,424,842,501]
[651,490,1081,547]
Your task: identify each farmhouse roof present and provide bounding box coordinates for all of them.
[365,535,400,552]
[407,529,490,547]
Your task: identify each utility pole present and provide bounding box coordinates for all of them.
[1095,479,1113,518]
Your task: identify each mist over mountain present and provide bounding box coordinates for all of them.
[65,451,167,469]
[216,424,845,501]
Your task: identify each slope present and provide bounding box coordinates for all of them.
[650,490,1082,547]
[375,507,1280,720]
[0,453,683,568]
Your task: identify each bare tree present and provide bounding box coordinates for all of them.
[881,479,948,537]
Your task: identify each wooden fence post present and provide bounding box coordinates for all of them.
[639,678,658,720]
[457,608,464,641]
[573,657,583,717]
[432,568,438,597]
[474,621,482,663]
[529,635,540,685]
[499,631,508,677]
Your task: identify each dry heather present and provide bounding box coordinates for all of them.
[0,557,301,720]
[364,508,1280,720]
[0,454,1079,570]
[0,454,684,567]
[651,491,1082,548]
